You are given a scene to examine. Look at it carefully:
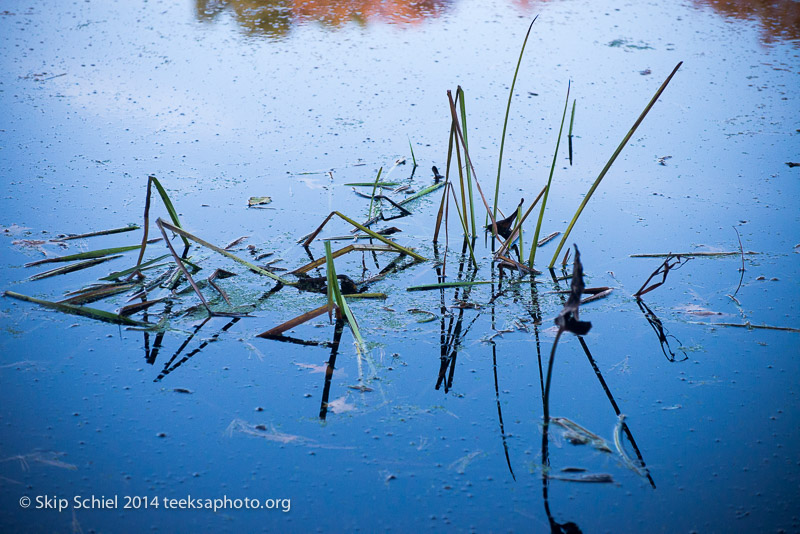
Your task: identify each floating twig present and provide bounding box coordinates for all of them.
[691,321,800,333]
[631,251,758,258]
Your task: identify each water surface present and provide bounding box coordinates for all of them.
[1,0,798,532]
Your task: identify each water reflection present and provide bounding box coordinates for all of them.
[693,0,800,43]
[195,0,453,37]
[197,0,799,44]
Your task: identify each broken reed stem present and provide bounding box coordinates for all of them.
[156,219,212,315]
[549,62,684,267]
[529,81,571,268]
[131,176,190,278]
[493,17,537,223]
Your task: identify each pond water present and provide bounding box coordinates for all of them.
[1,0,799,532]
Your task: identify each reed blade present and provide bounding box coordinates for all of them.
[53,225,139,242]
[549,62,683,267]
[29,255,122,281]
[158,219,293,284]
[493,17,537,222]
[458,86,477,236]
[4,291,149,327]
[325,241,365,349]
[529,81,571,268]
[25,244,149,267]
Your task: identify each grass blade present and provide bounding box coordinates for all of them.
[402,182,446,206]
[529,81,571,268]
[4,291,149,327]
[61,282,139,305]
[446,90,499,237]
[325,241,364,349]
[100,254,170,281]
[516,204,525,260]
[493,17,537,222]
[549,62,683,267]
[408,136,417,168]
[157,219,293,284]
[367,167,383,220]
[149,176,188,248]
[568,99,576,165]
[53,225,139,242]
[25,244,152,267]
[28,255,122,281]
[447,184,478,269]
[406,280,493,292]
[457,86,477,237]
[132,176,189,277]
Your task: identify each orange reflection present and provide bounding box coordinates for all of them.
[511,0,800,44]
[196,0,452,37]
[692,0,800,43]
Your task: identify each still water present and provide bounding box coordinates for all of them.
[1,0,798,532]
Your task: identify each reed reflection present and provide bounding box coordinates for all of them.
[195,0,453,38]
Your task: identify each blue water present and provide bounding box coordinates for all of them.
[1,1,799,532]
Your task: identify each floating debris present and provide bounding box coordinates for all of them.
[248,196,272,207]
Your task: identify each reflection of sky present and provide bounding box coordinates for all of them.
[196,0,800,44]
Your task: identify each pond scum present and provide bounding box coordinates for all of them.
[4,19,797,510]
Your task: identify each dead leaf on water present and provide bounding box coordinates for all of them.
[295,362,337,374]
[325,397,356,414]
[448,450,482,474]
[674,304,725,316]
[248,197,272,207]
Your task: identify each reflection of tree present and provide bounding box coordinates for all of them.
[195,0,453,38]
[693,0,800,43]
[196,0,292,38]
